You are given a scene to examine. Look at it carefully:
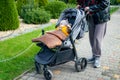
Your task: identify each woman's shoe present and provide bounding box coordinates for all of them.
[87,57,95,64]
[93,57,101,68]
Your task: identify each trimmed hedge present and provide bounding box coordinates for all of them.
[110,0,120,5]
[68,0,76,4]
[34,0,48,7]
[59,0,76,4]
[45,1,67,19]
[23,9,51,24]
[16,0,27,15]
[0,0,19,31]
[117,0,120,4]
[20,4,34,18]
[17,0,48,16]
[66,3,76,8]
[59,0,68,3]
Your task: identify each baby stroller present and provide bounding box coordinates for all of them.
[33,8,88,80]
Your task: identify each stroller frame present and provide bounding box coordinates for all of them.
[34,8,88,80]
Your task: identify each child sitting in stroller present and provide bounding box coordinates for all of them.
[32,19,71,49]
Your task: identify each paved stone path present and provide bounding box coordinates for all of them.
[16,8,120,80]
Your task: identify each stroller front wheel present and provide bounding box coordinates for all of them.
[44,70,53,80]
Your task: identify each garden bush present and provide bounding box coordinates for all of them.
[110,0,120,5]
[23,9,51,24]
[68,0,76,4]
[59,0,76,4]
[110,0,116,5]
[59,0,68,3]
[17,0,48,16]
[66,3,76,8]
[0,0,19,31]
[16,0,28,15]
[20,4,34,18]
[117,0,120,4]
[34,0,48,7]
[45,1,67,19]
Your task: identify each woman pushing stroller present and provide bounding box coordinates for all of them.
[76,0,110,68]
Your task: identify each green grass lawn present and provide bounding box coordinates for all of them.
[110,6,119,14]
[0,7,119,80]
[0,24,55,80]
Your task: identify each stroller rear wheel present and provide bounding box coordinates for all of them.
[75,57,87,72]
[44,70,53,80]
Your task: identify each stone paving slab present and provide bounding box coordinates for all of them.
[16,8,120,80]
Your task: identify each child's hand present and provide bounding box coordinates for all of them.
[84,7,90,11]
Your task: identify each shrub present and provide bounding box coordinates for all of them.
[16,0,27,15]
[20,4,34,18]
[45,1,67,19]
[59,0,68,3]
[23,9,51,24]
[68,0,76,4]
[66,3,76,8]
[110,0,119,5]
[48,0,56,1]
[0,0,19,31]
[110,0,115,5]
[17,0,48,15]
[34,0,48,7]
[117,0,120,4]
[59,0,76,4]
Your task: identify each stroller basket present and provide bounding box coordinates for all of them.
[35,43,74,66]
[55,47,74,65]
